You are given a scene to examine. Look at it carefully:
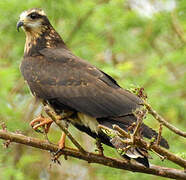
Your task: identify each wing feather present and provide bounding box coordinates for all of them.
[21,47,142,118]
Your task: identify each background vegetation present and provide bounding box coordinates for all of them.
[0,0,185,179]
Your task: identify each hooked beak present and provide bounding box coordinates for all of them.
[17,21,24,32]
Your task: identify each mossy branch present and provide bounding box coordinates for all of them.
[0,130,186,179]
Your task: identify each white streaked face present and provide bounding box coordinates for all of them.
[18,9,46,30]
[19,11,28,21]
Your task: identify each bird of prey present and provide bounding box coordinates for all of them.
[17,8,169,167]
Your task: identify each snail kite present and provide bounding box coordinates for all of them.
[17,8,169,167]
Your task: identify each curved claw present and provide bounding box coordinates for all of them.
[52,149,64,164]
[30,115,53,133]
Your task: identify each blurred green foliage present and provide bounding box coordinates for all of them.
[0,0,185,179]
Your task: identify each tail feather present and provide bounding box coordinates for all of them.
[135,157,149,168]
[110,135,149,167]
[141,124,169,149]
[98,115,169,149]
[98,115,169,167]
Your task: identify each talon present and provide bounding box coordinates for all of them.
[29,115,42,127]
[51,132,67,163]
[30,115,53,133]
[51,151,61,165]
[52,149,63,164]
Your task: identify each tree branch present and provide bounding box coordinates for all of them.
[144,101,186,138]
[112,125,186,168]
[101,124,186,168]
[0,130,186,179]
[44,106,86,154]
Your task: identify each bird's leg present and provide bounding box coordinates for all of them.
[55,110,72,150]
[45,108,75,162]
[30,114,53,133]
[51,131,67,164]
[58,132,66,149]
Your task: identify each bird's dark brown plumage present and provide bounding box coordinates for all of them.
[18,8,169,168]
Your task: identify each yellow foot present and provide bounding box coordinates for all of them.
[51,132,67,163]
[58,132,66,149]
[30,115,53,133]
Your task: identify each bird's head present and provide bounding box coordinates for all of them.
[17,8,50,35]
[17,8,66,55]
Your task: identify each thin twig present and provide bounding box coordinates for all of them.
[144,101,186,138]
[132,109,147,138]
[98,125,132,147]
[111,125,130,138]
[0,130,186,179]
[156,123,163,146]
[0,122,7,131]
[44,106,86,154]
[171,12,186,44]
[95,138,104,156]
[112,125,186,168]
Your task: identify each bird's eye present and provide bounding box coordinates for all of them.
[29,13,39,19]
